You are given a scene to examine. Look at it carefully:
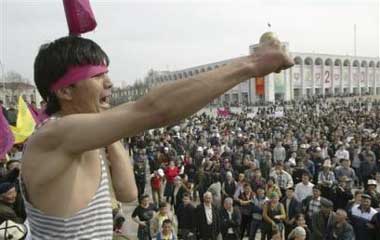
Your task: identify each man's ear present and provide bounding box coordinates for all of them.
[55,87,73,101]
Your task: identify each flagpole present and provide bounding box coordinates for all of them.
[354,24,357,57]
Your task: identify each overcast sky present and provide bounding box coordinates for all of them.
[1,0,379,87]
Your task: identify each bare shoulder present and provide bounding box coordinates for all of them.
[21,120,74,186]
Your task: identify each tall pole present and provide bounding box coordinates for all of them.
[354,24,357,57]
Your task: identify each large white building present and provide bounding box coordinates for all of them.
[139,40,380,105]
[0,82,41,108]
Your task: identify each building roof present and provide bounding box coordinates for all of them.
[0,82,36,90]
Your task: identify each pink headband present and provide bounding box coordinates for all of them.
[50,65,108,92]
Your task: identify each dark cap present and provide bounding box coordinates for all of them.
[320,198,333,208]
[361,194,372,200]
[0,182,15,195]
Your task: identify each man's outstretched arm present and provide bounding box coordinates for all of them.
[40,40,293,154]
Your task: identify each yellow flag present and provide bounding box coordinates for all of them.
[10,96,36,144]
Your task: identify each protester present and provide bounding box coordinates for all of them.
[350,194,377,240]
[156,219,177,240]
[220,197,241,240]
[332,209,355,240]
[262,192,286,240]
[176,193,196,240]
[195,192,220,240]
[132,195,157,240]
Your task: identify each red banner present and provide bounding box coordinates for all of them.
[63,0,97,35]
[217,108,230,117]
[256,77,265,96]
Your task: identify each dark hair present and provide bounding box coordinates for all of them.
[162,219,172,226]
[182,192,191,199]
[34,36,109,115]
[159,201,168,209]
[295,213,306,221]
[354,190,363,196]
[139,194,149,203]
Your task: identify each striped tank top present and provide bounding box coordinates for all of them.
[20,116,113,239]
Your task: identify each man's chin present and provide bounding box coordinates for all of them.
[99,103,111,111]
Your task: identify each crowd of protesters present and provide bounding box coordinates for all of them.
[127,97,380,240]
[1,97,380,239]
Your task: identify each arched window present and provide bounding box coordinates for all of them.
[304,57,313,65]
[294,56,303,65]
[352,60,360,67]
[334,59,342,66]
[315,58,323,66]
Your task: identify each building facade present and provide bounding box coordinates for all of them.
[114,40,380,105]
[0,82,41,108]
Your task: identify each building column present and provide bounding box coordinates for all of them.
[289,67,294,100]
[372,67,376,96]
[311,64,315,95]
[301,64,305,98]
[248,78,254,104]
[331,64,335,96]
[340,64,344,94]
[321,63,325,97]
[365,66,369,95]
[349,65,353,94]
[284,69,291,101]
[265,74,275,102]
[358,67,362,96]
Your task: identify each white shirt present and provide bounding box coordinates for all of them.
[205,205,213,225]
[295,182,314,202]
[227,209,234,234]
[335,149,349,160]
[351,205,378,221]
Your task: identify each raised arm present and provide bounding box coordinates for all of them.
[34,40,293,155]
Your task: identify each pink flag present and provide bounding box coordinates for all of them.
[0,108,14,159]
[63,0,97,35]
[36,108,49,124]
[28,103,39,124]
[27,103,48,125]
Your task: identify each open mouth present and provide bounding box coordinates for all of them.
[99,96,111,107]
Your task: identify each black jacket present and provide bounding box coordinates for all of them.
[177,203,196,231]
[172,186,186,212]
[219,207,241,239]
[281,197,302,221]
[195,204,220,240]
